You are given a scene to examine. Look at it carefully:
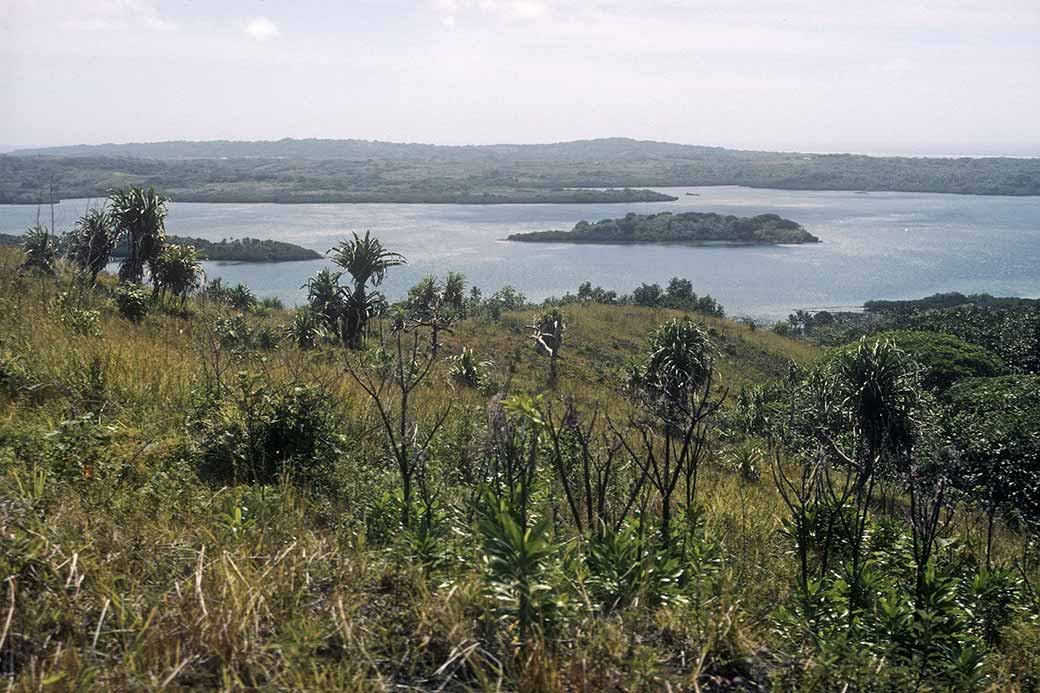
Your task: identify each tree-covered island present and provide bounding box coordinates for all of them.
[113,235,322,262]
[507,211,821,245]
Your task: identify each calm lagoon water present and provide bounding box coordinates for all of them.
[2,186,1038,321]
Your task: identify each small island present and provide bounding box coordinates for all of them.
[507,211,820,246]
[115,236,322,262]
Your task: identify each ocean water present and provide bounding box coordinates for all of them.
[2,186,1038,321]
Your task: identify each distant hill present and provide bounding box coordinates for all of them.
[3,137,1040,203]
[509,211,820,246]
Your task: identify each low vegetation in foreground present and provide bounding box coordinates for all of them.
[2,188,1040,691]
[508,211,819,246]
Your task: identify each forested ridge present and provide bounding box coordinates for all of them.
[3,137,1039,204]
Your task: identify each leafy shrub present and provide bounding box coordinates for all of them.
[478,489,564,642]
[858,330,1005,391]
[44,414,116,482]
[56,292,102,336]
[115,283,150,322]
[214,315,280,351]
[479,285,527,320]
[194,376,344,487]
[945,374,1040,526]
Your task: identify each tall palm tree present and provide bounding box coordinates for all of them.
[329,231,405,347]
[69,207,117,283]
[109,186,169,287]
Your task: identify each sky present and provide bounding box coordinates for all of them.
[1,0,1038,155]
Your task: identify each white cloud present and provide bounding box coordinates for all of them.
[244,17,280,41]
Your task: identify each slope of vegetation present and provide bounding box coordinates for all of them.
[3,196,1040,689]
[3,137,1040,204]
[509,211,819,245]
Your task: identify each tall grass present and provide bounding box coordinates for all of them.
[1,248,1037,691]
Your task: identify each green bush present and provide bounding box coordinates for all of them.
[194,376,344,488]
[115,283,150,322]
[827,330,1004,392]
[874,330,1005,391]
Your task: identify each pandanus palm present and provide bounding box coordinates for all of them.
[329,231,405,347]
[303,268,345,333]
[832,337,919,469]
[109,186,169,288]
[628,317,713,419]
[153,244,204,303]
[18,225,59,276]
[69,207,118,283]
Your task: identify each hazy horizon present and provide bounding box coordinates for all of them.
[4,136,1040,160]
[3,1,1038,157]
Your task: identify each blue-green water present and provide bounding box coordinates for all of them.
[2,186,1038,321]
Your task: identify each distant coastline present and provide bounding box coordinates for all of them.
[0,232,321,263]
[3,137,1039,204]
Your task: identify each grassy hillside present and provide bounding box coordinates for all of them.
[3,137,1040,204]
[2,245,1038,691]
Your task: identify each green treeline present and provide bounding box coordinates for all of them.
[508,211,820,245]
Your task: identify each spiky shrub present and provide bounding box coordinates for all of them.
[153,244,203,303]
[584,522,683,613]
[68,207,118,283]
[225,283,257,312]
[109,186,168,286]
[729,439,764,482]
[114,283,150,322]
[627,317,713,417]
[303,267,345,333]
[448,347,491,389]
[622,317,720,545]
[283,309,327,349]
[18,225,59,276]
[828,337,920,470]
